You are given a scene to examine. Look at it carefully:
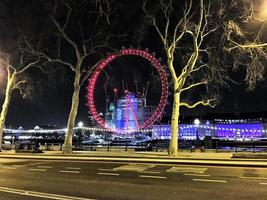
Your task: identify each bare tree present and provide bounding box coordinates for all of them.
[142,0,267,156]
[0,0,46,150]
[23,0,117,154]
[224,0,266,90]
[143,0,233,156]
[0,51,40,150]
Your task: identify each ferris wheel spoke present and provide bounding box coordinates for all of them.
[128,95,140,129]
[125,93,129,130]
[87,48,169,133]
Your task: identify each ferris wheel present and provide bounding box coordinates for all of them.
[87,48,168,133]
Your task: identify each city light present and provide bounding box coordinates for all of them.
[87,48,168,132]
[78,121,84,128]
[259,0,267,20]
[0,62,7,89]
[194,119,200,126]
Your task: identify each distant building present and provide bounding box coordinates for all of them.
[152,118,266,140]
[105,92,156,131]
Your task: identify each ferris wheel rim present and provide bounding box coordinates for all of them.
[87,48,168,133]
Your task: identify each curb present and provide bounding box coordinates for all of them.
[0,154,267,168]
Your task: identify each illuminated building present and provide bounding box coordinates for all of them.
[152,118,266,140]
[105,92,156,131]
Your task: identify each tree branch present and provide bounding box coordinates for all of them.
[189,64,208,74]
[51,15,81,59]
[62,2,72,30]
[228,42,267,51]
[180,98,216,109]
[16,59,40,75]
[143,0,167,46]
[13,80,26,89]
[180,81,207,92]
[80,60,102,86]
[42,58,75,71]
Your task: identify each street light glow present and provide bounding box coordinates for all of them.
[259,0,267,20]
[194,119,200,126]
[78,121,84,128]
[0,63,7,89]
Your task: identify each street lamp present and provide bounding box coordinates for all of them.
[78,121,84,128]
[194,118,200,140]
[193,118,201,151]
[77,121,84,146]
[194,118,200,126]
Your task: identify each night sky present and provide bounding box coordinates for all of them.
[0,0,266,129]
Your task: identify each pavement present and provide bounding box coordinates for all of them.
[1,157,266,200]
[0,149,267,167]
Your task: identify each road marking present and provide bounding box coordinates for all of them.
[114,164,155,172]
[184,174,210,177]
[139,171,161,174]
[97,172,119,176]
[98,168,116,172]
[29,168,47,172]
[139,175,167,179]
[37,166,52,169]
[60,170,80,174]
[2,166,17,170]
[12,165,23,167]
[193,178,226,183]
[66,167,81,170]
[167,167,207,174]
[260,183,267,185]
[239,176,267,180]
[0,186,97,200]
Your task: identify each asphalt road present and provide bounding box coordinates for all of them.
[0,158,266,200]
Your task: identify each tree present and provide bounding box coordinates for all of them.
[24,0,118,154]
[0,0,42,150]
[142,0,266,156]
[223,0,266,90]
[142,0,231,156]
[0,51,40,150]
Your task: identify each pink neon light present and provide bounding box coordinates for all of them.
[87,48,169,132]
[127,95,140,129]
[125,93,129,129]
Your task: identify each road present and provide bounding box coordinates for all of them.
[0,158,266,200]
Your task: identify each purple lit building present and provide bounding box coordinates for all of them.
[152,118,266,140]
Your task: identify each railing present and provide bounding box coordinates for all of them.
[3,139,267,153]
[215,140,267,152]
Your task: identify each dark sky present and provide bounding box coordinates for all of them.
[0,0,267,129]
[4,74,267,129]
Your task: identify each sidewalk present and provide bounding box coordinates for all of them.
[1,150,267,167]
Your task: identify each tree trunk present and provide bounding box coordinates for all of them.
[0,74,15,151]
[168,90,181,156]
[63,70,81,154]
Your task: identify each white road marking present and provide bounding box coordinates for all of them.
[60,170,80,174]
[139,175,167,179]
[239,176,267,180]
[98,168,116,172]
[29,169,47,172]
[37,166,52,169]
[139,171,161,174]
[0,186,97,200]
[260,183,267,185]
[114,164,155,172]
[66,167,81,170]
[97,172,119,176]
[184,174,210,177]
[2,166,17,170]
[167,166,207,174]
[12,165,23,167]
[193,178,226,183]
